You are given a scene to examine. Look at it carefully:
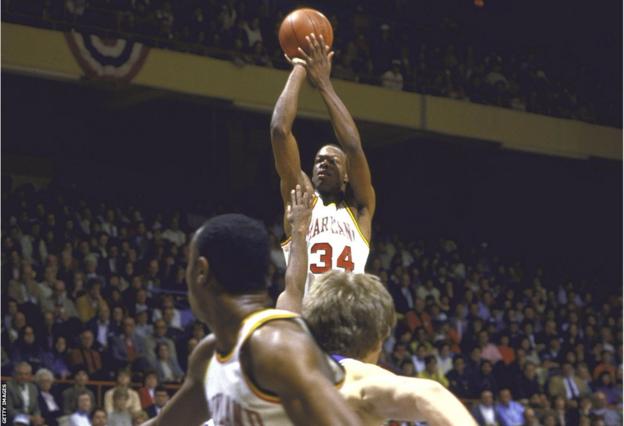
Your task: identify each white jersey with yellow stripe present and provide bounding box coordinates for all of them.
[204,309,344,426]
[281,194,370,293]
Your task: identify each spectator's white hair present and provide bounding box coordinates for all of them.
[34,368,55,385]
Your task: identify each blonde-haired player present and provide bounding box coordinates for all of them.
[277,186,477,426]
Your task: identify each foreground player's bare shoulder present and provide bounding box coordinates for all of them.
[240,320,362,425]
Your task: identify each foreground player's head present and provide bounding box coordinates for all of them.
[303,271,396,362]
[186,214,269,322]
[311,145,348,196]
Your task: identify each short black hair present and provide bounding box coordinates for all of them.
[195,214,269,294]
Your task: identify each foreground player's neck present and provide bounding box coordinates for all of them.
[209,292,272,356]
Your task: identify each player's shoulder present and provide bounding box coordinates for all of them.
[341,358,395,382]
[187,333,217,380]
[245,317,311,357]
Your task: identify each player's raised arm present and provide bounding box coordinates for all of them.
[276,185,311,313]
[270,60,314,232]
[242,321,363,426]
[142,335,215,426]
[297,34,376,220]
[343,371,477,426]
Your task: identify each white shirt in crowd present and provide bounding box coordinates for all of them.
[479,404,496,426]
[381,70,404,91]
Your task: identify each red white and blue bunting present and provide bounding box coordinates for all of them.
[65,31,149,82]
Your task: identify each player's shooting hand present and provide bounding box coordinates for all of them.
[286,185,312,234]
[297,33,334,89]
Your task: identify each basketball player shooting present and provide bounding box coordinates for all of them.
[270,32,375,289]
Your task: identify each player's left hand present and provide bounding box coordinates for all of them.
[297,33,334,89]
[286,185,312,235]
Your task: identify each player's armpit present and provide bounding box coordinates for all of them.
[355,375,477,426]
[144,335,215,426]
[240,321,362,426]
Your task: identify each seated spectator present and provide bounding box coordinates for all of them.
[435,342,453,376]
[110,317,150,372]
[138,371,159,409]
[497,334,516,365]
[416,278,440,303]
[40,310,66,357]
[388,274,414,314]
[478,330,503,364]
[42,280,78,319]
[144,319,178,368]
[134,308,153,340]
[34,368,62,426]
[472,390,504,426]
[110,306,126,336]
[551,395,579,426]
[154,342,184,383]
[91,408,108,426]
[68,391,93,426]
[152,295,182,331]
[592,350,617,382]
[62,370,95,415]
[6,362,44,426]
[523,407,541,426]
[548,362,590,401]
[417,355,449,388]
[594,371,621,405]
[381,59,404,91]
[128,287,153,317]
[87,304,114,351]
[445,355,472,399]
[146,386,170,419]
[108,388,133,426]
[104,369,141,414]
[75,278,108,323]
[577,363,594,390]
[34,337,62,370]
[495,388,525,426]
[541,412,558,426]
[11,326,43,372]
[474,360,499,396]
[518,336,542,366]
[68,329,104,379]
[540,337,563,370]
[577,396,593,418]
[161,218,186,247]
[514,361,543,403]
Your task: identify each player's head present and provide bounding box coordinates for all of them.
[303,271,396,362]
[311,145,348,196]
[186,214,270,322]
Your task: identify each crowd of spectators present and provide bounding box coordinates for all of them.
[373,236,622,426]
[2,0,620,127]
[2,181,621,426]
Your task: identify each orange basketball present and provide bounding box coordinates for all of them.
[278,8,334,59]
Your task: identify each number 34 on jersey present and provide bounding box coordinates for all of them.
[281,196,370,293]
